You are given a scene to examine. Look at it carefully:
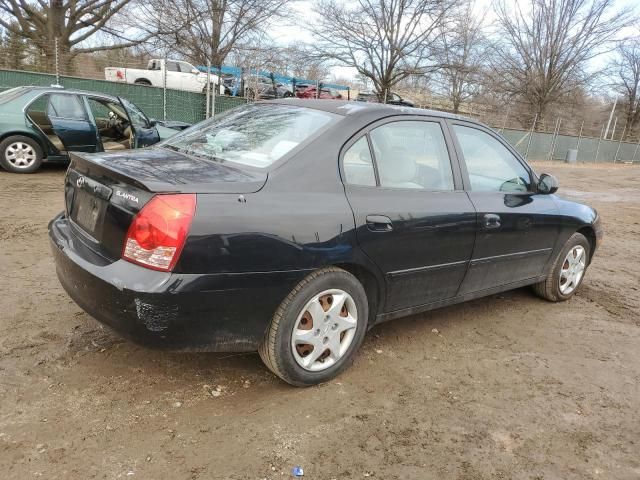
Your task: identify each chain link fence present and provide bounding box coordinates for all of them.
[501,128,640,163]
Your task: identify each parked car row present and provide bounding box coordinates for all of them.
[0,86,188,173]
[356,91,414,107]
[103,57,419,107]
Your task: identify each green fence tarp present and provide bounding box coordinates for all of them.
[2,69,639,163]
[0,69,246,124]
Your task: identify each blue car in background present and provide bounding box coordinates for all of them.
[0,86,189,173]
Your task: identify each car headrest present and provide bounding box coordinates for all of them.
[377,147,416,185]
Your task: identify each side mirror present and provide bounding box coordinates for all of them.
[192,68,200,75]
[148,118,157,127]
[538,173,559,194]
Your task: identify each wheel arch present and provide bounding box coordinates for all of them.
[576,226,596,263]
[333,262,382,328]
[134,78,152,85]
[0,131,48,157]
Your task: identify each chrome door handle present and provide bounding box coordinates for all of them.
[484,213,501,229]
[366,215,393,232]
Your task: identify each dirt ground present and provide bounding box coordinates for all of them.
[0,162,639,480]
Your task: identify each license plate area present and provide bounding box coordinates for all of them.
[71,188,107,237]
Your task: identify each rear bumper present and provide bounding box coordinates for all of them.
[49,213,309,351]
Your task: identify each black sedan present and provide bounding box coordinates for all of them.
[49,100,602,386]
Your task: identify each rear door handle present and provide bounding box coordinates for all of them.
[366,215,393,232]
[484,213,501,229]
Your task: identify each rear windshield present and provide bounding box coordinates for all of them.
[162,104,338,168]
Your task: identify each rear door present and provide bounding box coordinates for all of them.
[46,93,97,152]
[342,117,476,313]
[118,97,160,147]
[450,121,561,294]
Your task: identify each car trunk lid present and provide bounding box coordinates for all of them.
[64,148,267,262]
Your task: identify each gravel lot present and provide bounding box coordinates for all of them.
[1,162,639,479]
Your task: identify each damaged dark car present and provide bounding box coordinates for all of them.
[49,99,602,386]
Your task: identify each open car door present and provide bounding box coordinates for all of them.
[27,93,97,154]
[117,96,160,148]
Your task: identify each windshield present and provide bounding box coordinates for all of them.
[162,104,338,168]
[0,87,28,105]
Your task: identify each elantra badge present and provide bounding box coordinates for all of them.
[115,190,139,203]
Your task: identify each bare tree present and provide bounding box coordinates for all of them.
[492,0,634,129]
[609,38,640,139]
[0,23,28,70]
[432,1,489,113]
[310,0,458,101]
[143,0,292,68]
[0,0,152,74]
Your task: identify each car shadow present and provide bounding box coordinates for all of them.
[64,286,541,391]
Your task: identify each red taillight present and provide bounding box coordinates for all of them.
[122,194,196,272]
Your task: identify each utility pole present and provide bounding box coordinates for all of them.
[611,117,618,140]
[604,98,617,140]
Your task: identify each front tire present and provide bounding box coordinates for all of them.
[533,232,590,301]
[0,135,43,173]
[259,267,368,386]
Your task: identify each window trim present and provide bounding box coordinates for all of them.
[339,115,464,192]
[341,134,378,187]
[24,92,89,123]
[448,119,536,193]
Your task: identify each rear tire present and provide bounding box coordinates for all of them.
[259,267,368,387]
[0,135,43,173]
[533,232,590,302]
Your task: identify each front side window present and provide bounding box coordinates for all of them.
[179,62,195,73]
[343,137,376,186]
[453,125,531,192]
[369,121,454,190]
[163,104,337,168]
[166,61,179,72]
[48,94,86,120]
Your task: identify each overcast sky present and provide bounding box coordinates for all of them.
[270,0,639,82]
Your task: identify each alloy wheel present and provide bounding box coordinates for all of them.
[291,289,358,372]
[559,245,586,295]
[5,142,37,169]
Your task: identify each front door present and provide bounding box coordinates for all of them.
[46,93,97,152]
[343,118,476,313]
[118,97,160,148]
[450,122,561,294]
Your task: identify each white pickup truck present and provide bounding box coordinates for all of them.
[105,59,222,94]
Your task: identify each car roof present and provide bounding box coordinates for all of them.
[262,98,470,122]
[18,85,119,100]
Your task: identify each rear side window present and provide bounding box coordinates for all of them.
[369,121,454,191]
[163,104,337,168]
[343,137,376,186]
[453,125,531,192]
[47,94,86,121]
